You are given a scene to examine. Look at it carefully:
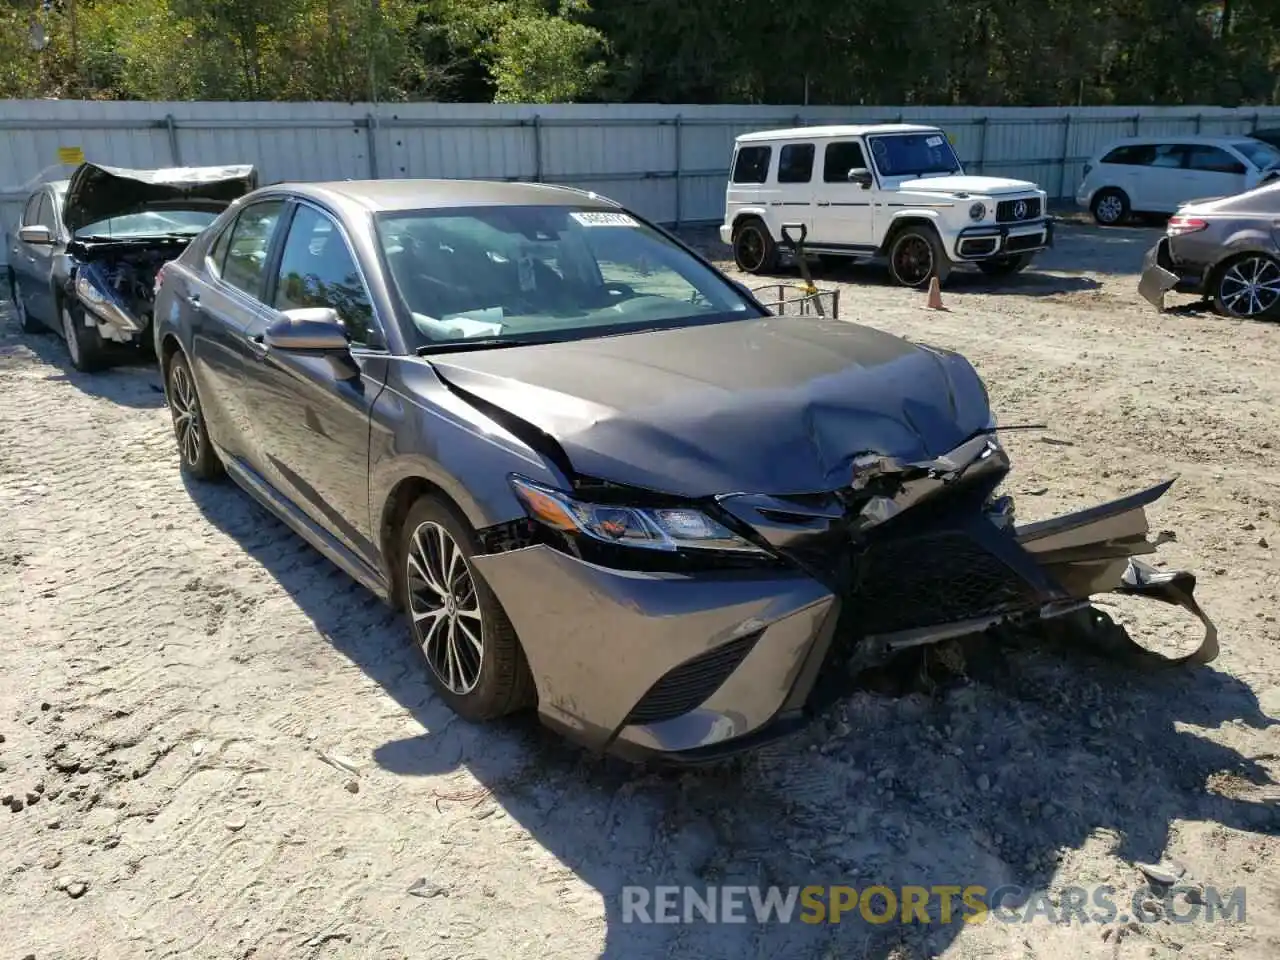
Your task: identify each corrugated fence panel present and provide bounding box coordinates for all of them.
[4,99,1280,264]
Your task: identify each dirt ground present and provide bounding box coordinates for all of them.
[1,218,1278,960]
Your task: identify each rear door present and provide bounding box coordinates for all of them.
[185,198,287,463]
[1180,145,1249,204]
[240,200,388,566]
[770,142,815,245]
[1140,143,1188,211]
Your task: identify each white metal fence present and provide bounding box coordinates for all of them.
[3,99,1279,263]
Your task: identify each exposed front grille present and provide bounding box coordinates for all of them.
[624,633,760,726]
[996,197,1042,223]
[1005,232,1045,253]
[845,530,1038,636]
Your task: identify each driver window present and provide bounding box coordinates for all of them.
[35,193,56,232]
[824,142,868,182]
[273,204,375,345]
[22,193,41,226]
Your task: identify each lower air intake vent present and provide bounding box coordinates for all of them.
[624,633,760,726]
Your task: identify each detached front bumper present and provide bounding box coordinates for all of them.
[953,217,1055,261]
[473,454,1216,762]
[1138,237,1208,310]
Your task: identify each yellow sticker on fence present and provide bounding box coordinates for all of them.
[57,146,84,165]
[947,133,956,145]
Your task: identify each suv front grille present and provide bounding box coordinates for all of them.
[996,197,1042,223]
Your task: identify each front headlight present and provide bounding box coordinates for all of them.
[509,476,767,554]
[969,202,987,221]
[75,272,107,306]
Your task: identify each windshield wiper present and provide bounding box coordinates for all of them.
[416,337,559,355]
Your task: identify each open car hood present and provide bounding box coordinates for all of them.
[62,162,257,233]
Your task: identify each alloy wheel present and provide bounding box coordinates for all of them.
[892,234,934,286]
[736,227,765,273]
[61,305,82,366]
[1095,195,1124,224]
[168,362,203,466]
[1218,256,1280,317]
[406,520,484,695]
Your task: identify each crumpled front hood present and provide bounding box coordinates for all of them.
[898,174,1039,198]
[63,162,257,233]
[427,316,993,498]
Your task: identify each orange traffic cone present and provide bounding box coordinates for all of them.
[925,276,947,311]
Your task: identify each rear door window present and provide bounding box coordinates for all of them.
[220,200,285,300]
[732,146,771,184]
[1149,144,1185,169]
[1101,144,1156,166]
[777,144,815,183]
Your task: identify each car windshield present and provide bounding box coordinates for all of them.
[375,205,760,349]
[72,209,218,240]
[867,133,962,178]
[1233,140,1280,170]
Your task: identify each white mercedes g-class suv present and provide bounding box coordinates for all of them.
[720,123,1053,287]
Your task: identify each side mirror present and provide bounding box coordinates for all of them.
[847,168,874,189]
[18,225,53,246]
[263,307,349,351]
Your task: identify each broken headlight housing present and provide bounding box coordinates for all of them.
[509,476,767,555]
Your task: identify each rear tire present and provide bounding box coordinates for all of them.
[61,299,109,372]
[166,351,223,480]
[397,496,536,722]
[1091,188,1129,226]
[732,218,779,275]
[9,271,41,334]
[1210,253,1280,321]
[977,254,1032,278]
[887,225,950,288]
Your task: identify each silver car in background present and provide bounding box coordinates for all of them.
[1139,180,1280,320]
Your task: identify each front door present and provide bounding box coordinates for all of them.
[1180,145,1249,207]
[810,140,877,251]
[12,190,60,322]
[242,201,388,567]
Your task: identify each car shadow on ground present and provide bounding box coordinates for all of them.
[183,472,1279,959]
[0,306,165,409]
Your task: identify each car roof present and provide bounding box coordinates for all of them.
[735,123,939,143]
[263,179,623,213]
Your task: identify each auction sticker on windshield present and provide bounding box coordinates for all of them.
[571,211,638,227]
[926,136,944,147]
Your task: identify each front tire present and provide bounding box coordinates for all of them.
[887,225,949,288]
[977,254,1032,278]
[1211,253,1280,320]
[398,496,535,722]
[166,351,223,480]
[61,300,108,372]
[732,219,779,275]
[1091,188,1129,226]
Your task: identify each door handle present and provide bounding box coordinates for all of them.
[185,293,201,306]
[249,333,269,359]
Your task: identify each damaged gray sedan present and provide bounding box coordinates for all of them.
[154,179,1218,762]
